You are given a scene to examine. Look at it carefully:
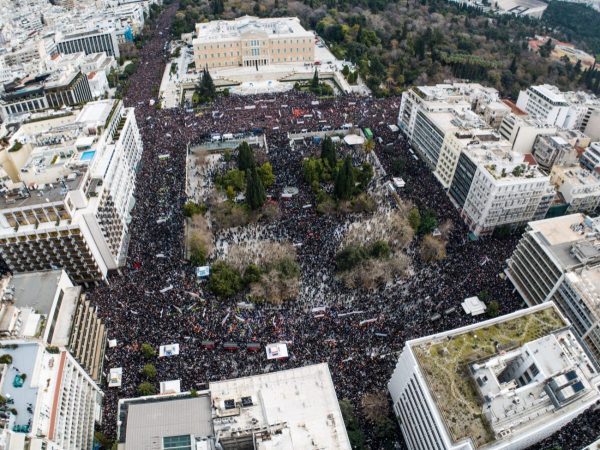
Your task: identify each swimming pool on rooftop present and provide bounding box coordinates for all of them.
[80,150,96,161]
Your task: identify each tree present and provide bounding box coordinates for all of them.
[208,261,242,297]
[419,209,438,235]
[189,239,207,266]
[361,391,390,424]
[540,38,554,58]
[142,363,157,380]
[369,240,390,259]
[334,156,355,201]
[420,235,447,262]
[339,399,366,449]
[137,382,156,396]
[237,142,255,171]
[0,354,12,364]
[336,245,367,271]
[246,167,266,210]
[140,343,156,359]
[363,138,375,155]
[311,68,319,90]
[509,55,517,74]
[407,208,421,231]
[257,162,275,188]
[320,136,337,168]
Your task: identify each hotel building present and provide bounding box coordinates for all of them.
[192,16,315,69]
[0,99,142,284]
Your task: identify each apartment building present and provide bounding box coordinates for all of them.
[448,143,553,236]
[506,214,600,360]
[388,303,600,450]
[0,342,103,449]
[532,130,588,171]
[498,112,557,154]
[516,85,600,135]
[516,85,570,127]
[580,142,600,171]
[55,28,120,58]
[0,71,93,121]
[0,269,107,382]
[192,16,315,69]
[550,165,600,213]
[117,363,351,450]
[0,99,142,284]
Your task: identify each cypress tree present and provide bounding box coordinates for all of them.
[246,167,266,210]
[320,136,336,168]
[237,142,255,171]
[311,69,319,90]
[334,156,355,201]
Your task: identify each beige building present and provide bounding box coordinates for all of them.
[193,16,315,69]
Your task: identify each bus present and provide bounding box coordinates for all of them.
[363,128,374,140]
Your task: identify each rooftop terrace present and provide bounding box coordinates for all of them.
[412,305,566,448]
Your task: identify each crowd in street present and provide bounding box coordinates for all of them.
[87,3,600,448]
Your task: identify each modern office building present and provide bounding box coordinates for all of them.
[516,85,571,127]
[448,142,553,236]
[388,303,600,450]
[0,71,93,121]
[55,28,120,58]
[117,363,352,450]
[0,99,142,284]
[506,214,600,361]
[0,342,103,449]
[192,16,315,69]
[549,165,600,214]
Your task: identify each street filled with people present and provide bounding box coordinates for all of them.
[88,3,600,448]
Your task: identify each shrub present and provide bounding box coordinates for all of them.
[140,343,156,359]
[183,201,206,217]
[137,382,156,396]
[370,240,391,259]
[420,235,447,262]
[142,364,157,380]
[336,246,367,271]
[0,354,13,364]
[189,240,207,266]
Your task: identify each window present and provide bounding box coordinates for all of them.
[163,435,191,450]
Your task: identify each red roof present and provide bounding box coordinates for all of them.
[502,99,528,116]
[523,154,537,166]
[87,71,96,80]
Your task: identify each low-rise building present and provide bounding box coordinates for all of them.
[0,99,142,284]
[532,130,588,171]
[580,142,600,171]
[498,112,557,154]
[116,363,351,450]
[388,302,600,450]
[550,165,600,213]
[193,16,315,70]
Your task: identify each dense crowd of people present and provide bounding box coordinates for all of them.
[87,3,600,448]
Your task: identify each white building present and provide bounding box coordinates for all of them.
[550,165,600,213]
[516,85,570,127]
[388,302,600,450]
[0,99,142,284]
[498,112,557,154]
[116,363,352,450]
[532,130,588,171]
[516,85,600,135]
[0,342,103,450]
[580,142,600,171]
[448,143,553,236]
[55,28,120,58]
[506,214,600,361]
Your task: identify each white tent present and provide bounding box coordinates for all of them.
[159,343,180,357]
[343,134,365,146]
[462,296,487,316]
[266,343,289,360]
[108,368,122,387]
[160,379,181,394]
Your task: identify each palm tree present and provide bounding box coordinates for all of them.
[363,138,375,162]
